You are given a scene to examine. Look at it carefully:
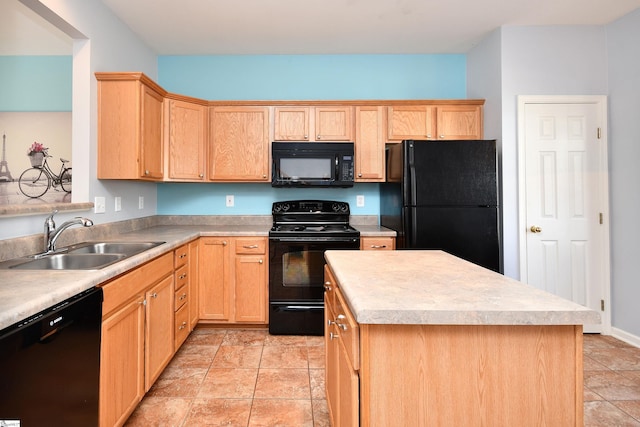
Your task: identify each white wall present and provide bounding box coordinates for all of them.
[0,0,158,239]
[469,25,608,279]
[605,8,640,339]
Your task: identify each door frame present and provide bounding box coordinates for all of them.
[517,95,611,333]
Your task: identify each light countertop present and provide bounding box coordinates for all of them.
[0,223,393,330]
[325,250,600,326]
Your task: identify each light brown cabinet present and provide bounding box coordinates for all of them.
[99,253,174,427]
[164,98,207,181]
[354,106,386,182]
[387,103,483,141]
[96,73,165,180]
[198,236,268,324]
[173,243,192,349]
[324,265,359,427]
[188,239,200,329]
[209,106,270,181]
[274,106,353,141]
[360,236,395,250]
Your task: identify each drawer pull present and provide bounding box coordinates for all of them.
[371,244,387,249]
[243,244,259,249]
[178,321,187,330]
[330,332,339,340]
[179,273,187,279]
[180,293,187,300]
[179,253,187,259]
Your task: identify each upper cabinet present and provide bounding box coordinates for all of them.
[97,73,165,180]
[164,98,208,181]
[387,103,483,141]
[354,106,386,182]
[209,106,270,181]
[274,106,353,141]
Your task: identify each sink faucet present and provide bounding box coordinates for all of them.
[44,210,94,253]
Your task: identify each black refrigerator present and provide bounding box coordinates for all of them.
[380,139,502,273]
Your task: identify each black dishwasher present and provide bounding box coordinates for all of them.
[0,287,103,427]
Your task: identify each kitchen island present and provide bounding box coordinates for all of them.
[324,250,600,427]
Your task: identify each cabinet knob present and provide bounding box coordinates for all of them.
[179,273,187,279]
[358,173,362,177]
[180,253,187,259]
[324,282,332,291]
[304,135,308,139]
[263,174,267,178]
[144,170,150,175]
[259,259,263,264]
[151,292,158,298]
[199,173,204,178]
[439,135,445,139]
[426,134,432,138]
[330,332,339,340]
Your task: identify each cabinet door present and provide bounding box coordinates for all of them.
[188,239,200,329]
[387,106,436,141]
[338,341,359,427]
[274,107,310,141]
[209,107,270,181]
[140,83,164,179]
[355,106,385,182]
[166,99,207,180]
[99,295,145,427]
[234,254,267,323]
[144,275,174,391]
[199,238,231,320]
[325,297,339,427]
[435,105,483,140]
[315,106,353,141]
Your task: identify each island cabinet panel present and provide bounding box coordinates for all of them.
[165,99,207,181]
[209,106,270,181]
[358,324,583,427]
[354,106,386,182]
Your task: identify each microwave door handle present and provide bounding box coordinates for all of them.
[335,155,339,182]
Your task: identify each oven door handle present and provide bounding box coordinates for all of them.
[269,237,359,243]
[278,305,324,312]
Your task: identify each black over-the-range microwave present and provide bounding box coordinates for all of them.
[271,141,355,187]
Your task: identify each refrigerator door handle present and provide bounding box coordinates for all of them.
[407,142,418,205]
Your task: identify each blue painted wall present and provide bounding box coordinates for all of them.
[0,56,72,111]
[157,54,467,216]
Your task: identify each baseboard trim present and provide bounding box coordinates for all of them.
[611,327,640,348]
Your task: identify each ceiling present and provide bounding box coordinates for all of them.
[99,0,640,55]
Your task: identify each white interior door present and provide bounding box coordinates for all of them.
[518,96,610,333]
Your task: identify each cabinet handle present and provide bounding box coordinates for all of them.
[259,259,263,264]
[199,173,204,178]
[180,293,187,300]
[223,241,227,246]
[144,170,150,175]
[179,321,187,330]
[150,292,158,298]
[371,245,387,249]
[262,174,267,178]
[317,135,321,139]
[179,253,187,259]
[336,314,348,331]
[358,173,362,177]
[439,135,445,139]
[304,135,308,139]
[330,332,339,340]
[324,281,332,291]
[179,273,187,279]
[243,244,259,249]
[426,133,432,138]
[327,319,336,326]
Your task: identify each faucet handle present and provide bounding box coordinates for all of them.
[46,209,59,222]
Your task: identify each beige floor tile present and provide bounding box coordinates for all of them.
[124,396,191,427]
[170,342,220,369]
[198,368,259,399]
[254,368,311,399]
[312,399,331,427]
[264,334,308,346]
[307,345,325,369]
[585,370,640,401]
[260,345,309,368]
[249,399,313,427]
[184,398,253,426]
[309,369,326,401]
[613,400,640,422]
[212,345,263,368]
[584,401,640,426]
[222,329,268,346]
[588,347,640,370]
[185,328,227,346]
[147,366,208,398]
[306,335,325,346]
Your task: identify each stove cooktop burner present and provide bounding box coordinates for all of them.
[270,200,360,239]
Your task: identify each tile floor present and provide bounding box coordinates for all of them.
[124,329,640,427]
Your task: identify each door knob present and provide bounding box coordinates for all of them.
[530,226,542,233]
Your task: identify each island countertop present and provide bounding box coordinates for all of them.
[324,250,600,326]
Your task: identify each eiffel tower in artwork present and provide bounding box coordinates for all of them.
[0,133,14,181]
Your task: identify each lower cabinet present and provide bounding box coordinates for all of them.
[199,236,268,324]
[324,265,359,427]
[360,236,395,250]
[99,253,174,427]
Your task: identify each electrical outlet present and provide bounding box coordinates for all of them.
[356,195,365,207]
[226,195,234,207]
[114,196,122,212]
[94,196,106,214]
[138,196,144,209]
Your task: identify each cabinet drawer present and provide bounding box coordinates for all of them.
[174,303,190,348]
[174,244,189,268]
[174,284,188,311]
[175,264,189,290]
[235,237,266,254]
[324,265,337,309]
[335,287,359,370]
[101,252,173,317]
[360,237,395,250]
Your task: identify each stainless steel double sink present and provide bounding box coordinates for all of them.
[1,241,165,270]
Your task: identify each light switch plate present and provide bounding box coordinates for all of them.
[94,196,106,214]
[114,196,121,212]
[356,195,365,207]
[226,195,234,207]
[138,196,144,209]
